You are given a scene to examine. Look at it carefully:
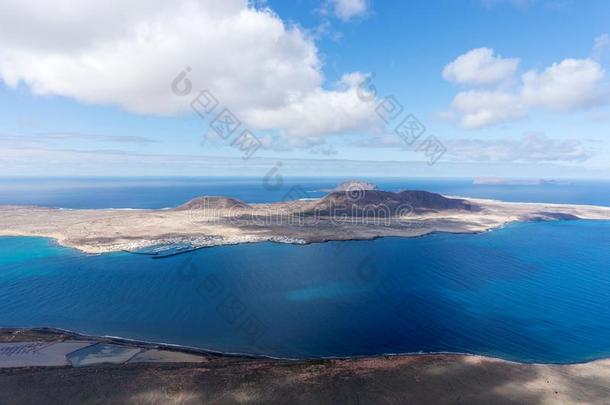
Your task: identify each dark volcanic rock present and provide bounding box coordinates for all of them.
[308,189,476,216]
[396,190,474,211]
[174,196,251,211]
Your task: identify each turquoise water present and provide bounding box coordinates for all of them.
[1,220,610,363]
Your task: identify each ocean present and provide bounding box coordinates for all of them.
[1,177,610,208]
[1,177,609,363]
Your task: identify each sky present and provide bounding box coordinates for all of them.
[0,0,609,178]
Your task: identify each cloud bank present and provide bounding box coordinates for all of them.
[445,133,591,162]
[0,0,375,144]
[443,44,609,129]
[442,47,519,86]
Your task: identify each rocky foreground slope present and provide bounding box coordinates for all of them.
[1,328,610,405]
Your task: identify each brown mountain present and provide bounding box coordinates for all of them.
[174,196,251,211]
[306,190,477,216]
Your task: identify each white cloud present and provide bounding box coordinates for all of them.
[330,0,368,21]
[445,133,591,162]
[521,58,607,111]
[339,131,592,163]
[243,73,377,143]
[0,0,374,143]
[443,47,609,129]
[593,34,610,62]
[451,90,525,129]
[443,47,520,85]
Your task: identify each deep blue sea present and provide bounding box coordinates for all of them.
[1,177,610,363]
[1,177,610,208]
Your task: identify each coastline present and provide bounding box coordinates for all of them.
[2,326,608,366]
[4,223,610,369]
[2,327,610,404]
[2,195,610,254]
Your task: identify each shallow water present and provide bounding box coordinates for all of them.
[1,220,610,363]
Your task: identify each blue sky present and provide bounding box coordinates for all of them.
[0,0,608,178]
